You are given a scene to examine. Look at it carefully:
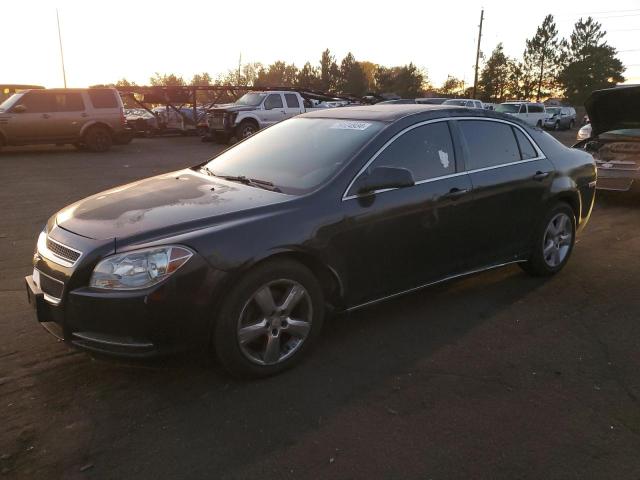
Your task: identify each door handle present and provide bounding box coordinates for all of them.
[533,171,550,181]
[42,113,50,119]
[443,187,470,199]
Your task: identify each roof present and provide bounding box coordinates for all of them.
[302,104,500,122]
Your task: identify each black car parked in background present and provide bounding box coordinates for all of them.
[26,105,596,377]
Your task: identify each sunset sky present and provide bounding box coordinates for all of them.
[3,0,640,89]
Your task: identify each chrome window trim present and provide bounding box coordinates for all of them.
[342,116,547,202]
[37,232,83,268]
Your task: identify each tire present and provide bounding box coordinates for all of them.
[83,126,113,152]
[519,202,576,276]
[569,120,575,130]
[554,121,560,131]
[536,120,543,128]
[213,259,325,378]
[236,120,258,140]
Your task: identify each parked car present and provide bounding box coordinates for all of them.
[125,108,159,137]
[442,99,484,109]
[574,85,640,191]
[26,105,596,377]
[377,99,419,105]
[207,90,327,143]
[543,106,577,131]
[495,102,547,127]
[415,98,448,105]
[483,103,497,110]
[0,88,129,151]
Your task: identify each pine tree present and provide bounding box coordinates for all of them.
[525,15,561,101]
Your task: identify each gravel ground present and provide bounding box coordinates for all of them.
[1,131,639,480]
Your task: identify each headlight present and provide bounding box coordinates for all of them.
[90,246,193,290]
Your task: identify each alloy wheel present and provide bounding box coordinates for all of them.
[542,212,572,267]
[237,279,313,365]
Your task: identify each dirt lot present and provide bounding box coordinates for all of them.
[1,132,640,480]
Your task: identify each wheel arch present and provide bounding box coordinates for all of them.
[80,121,115,138]
[236,115,260,129]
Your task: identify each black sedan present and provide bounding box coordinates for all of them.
[26,105,597,377]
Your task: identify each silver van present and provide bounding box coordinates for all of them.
[0,88,129,152]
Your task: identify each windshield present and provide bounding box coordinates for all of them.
[547,107,561,115]
[0,93,23,112]
[495,104,521,113]
[201,118,384,195]
[235,93,266,106]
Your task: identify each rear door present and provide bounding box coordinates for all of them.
[260,94,287,126]
[338,120,475,305]
[456,119,554,268]
[283,93,304,118]
[51,91,87,139]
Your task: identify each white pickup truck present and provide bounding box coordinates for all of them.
[207,90,330,142]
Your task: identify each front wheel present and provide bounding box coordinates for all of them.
[554,121,560,131]
[520,203,576,276]
[213,259,324,378]
[236,120,258,140]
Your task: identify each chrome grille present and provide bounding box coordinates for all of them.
[46,237,81,263]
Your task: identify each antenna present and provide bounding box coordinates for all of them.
[56,9,67,88]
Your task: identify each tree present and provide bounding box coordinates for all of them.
[319,49,340,92]
[478,43,511,102]
[255,61,299,87]
[558,17,625,104]
[338,52,368,96]
[525,14,561,101]
[439,75,464,97]
[374,63,427,98]
[359,61,378,92]
[149,73,185,86]
[296,62,322,90]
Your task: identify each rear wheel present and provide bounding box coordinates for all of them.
[213,259,324,378]
[83,126,112,152]
[519,203,576,276]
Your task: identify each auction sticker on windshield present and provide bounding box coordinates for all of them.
[330,121,372,130]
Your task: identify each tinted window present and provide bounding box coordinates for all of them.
[88,89,118,108]
[17,91,54,113]
[284,94,300,109]
[459,120,521,169]
[496,104,520,113]
[518,104,527,114]
[513,128,538,160]
[204,118,384,195]
[264,94,283,109]
[357,122,456,188]
[529,104,544,113]
[54,92,85,112]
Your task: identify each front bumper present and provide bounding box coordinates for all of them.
[27,227,224,358]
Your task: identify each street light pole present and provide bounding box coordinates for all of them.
[472,8,484,99]
[56,9,67,88]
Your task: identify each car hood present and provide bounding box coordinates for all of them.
[55,169,290,244]
[212,104,259,113]
[585,85,640,137]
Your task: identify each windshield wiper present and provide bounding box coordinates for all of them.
[200,168,282,192]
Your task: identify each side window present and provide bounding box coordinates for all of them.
[88,89,118,108]
[529,104,544,113]
[264,94,283,110]
[518,104,527,114]
[284,94,300,109]
[54,92,85,112]
[513,127,538,160]
[459,120,521,169]
[16,91,54,113]
[349,122,456,195]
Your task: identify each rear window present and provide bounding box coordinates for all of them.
[459,120,521,169]
[88,89,118,108]
[284,94,300,109]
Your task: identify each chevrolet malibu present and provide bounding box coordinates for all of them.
[26,105,597,377]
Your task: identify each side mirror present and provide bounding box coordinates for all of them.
[12,104,27,113]
[356,166,415,195]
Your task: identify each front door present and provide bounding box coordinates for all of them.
[335,120,476,306]
[456,119,555,268]
[4,91,56,143]
[260,94,287,126]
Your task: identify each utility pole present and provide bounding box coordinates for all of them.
[56,9,67,88]
[238,53,242,85]
[472,8,484,99]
